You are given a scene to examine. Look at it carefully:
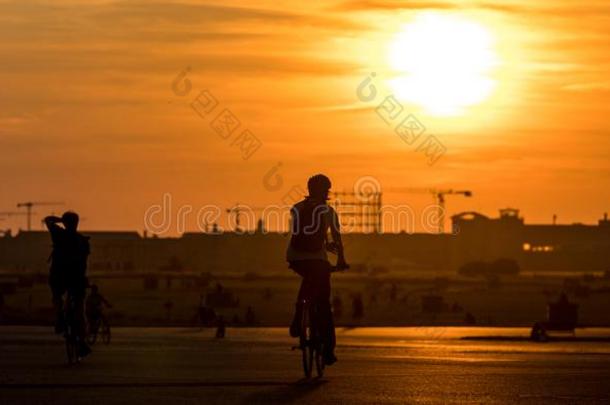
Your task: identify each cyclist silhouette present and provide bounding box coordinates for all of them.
[45,211,91,358]
[287,174,348,365]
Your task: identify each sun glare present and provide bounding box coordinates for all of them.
[388,13,499,116]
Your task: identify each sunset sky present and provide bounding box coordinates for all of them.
[1,0,609,234]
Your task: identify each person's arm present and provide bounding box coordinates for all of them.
[329,209,347,267]
[44,216,62,231]
[44,216,63,243]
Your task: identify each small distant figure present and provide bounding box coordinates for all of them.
[45,211,92,358]
[369,292,377,306]
[86,284,112,327]
[464,312,476,325]
[245,306,256,326]
[352,294,364,320]
[215,316,226,338]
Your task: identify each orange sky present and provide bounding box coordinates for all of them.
[1,0,609,234]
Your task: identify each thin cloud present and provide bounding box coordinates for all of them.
[562,82,610,92]
[332,0,458,12]
[333,0,610,17]
[92,1,368,30]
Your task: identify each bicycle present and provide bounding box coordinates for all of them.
[87,314,111,345]
[294,263,348,379]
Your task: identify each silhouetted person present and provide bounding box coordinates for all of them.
[287,174,348,366]
[45,211,91,358]
[464,312,476,325]
[245,306,256,325]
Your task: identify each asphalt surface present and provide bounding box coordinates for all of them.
[1,326,609,404]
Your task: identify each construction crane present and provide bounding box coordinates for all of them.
[0,211,29,218]
[385,188,472,233]
[16,201,65,231]
[433,189,472,233]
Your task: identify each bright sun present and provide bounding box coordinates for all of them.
[388,13,499,116]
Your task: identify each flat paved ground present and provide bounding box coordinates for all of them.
[1,326,609,404]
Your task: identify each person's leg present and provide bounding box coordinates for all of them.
[290,261,311,337]
[312,261,336,364]
[72,287,91,357]
[49,273,65,334]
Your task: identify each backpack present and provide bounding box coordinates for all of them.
[290,200,327,252]
[50,231,90,276]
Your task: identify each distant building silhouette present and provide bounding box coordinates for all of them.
[1,210,609,274]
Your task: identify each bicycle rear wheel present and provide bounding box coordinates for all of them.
[312,303,325,378]
[300,306,313,378]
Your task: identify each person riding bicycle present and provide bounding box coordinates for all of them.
[287,174,348,366]
[86,284,112,328]
[45,211,91,358]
